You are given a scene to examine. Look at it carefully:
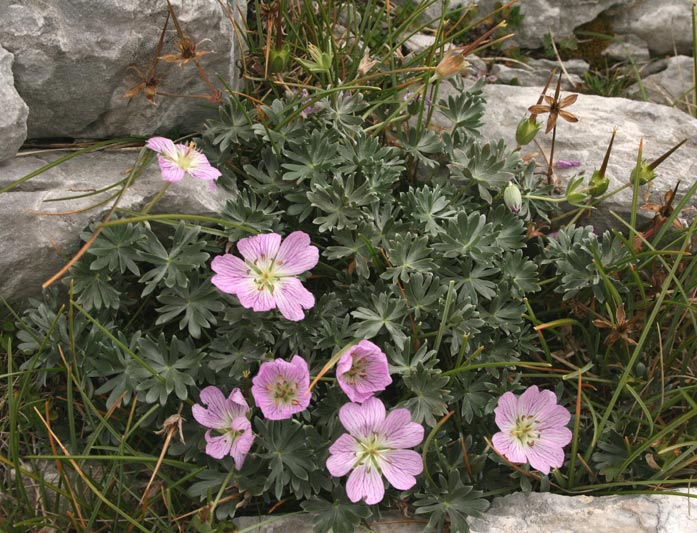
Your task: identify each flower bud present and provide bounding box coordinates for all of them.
[504,182,523,213]
[515,116,540,146]
[433,52,469,81]
[268,47,291,73]
[630,161,656,186]
[588,170,609,197]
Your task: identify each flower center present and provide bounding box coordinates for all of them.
[269,376,299,406]
[247,255,281,294]
[511,414,541,447]
[356,433,387,470]
[343,355,367,384]
[168,142,199,171]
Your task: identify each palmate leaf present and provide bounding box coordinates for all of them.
[479,284,526,335]
[401,365,451,427]
[282,128,338,184]
[70,260,122,311]
[399,127,443,170]
[381,233,435,283]
[308,174,374,232]
[351,292,408,349]
[414,472,489,532]
[488,205,526,251]
[438,78,485,137]
[444,258,499,303]
[155,278,224,339]
[221,190,285,241]
[301,490,371,533]
[324,229,375,279]
[85,222,146,275]
[401,184,457,236]
[135,333,201,405]
[336,133,405,196]
[206,96,256,152]
[403,273,446,319]
[255,419,322,501]
[501,250,540,297]
[138,224,209,296]
[449,139,520,203]
[432,212,497,261]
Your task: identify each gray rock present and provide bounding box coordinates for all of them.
[0,150,233,303]
[607,0,695,56]
[433,83,697,232]
[601,34,651,63]
[0,0,245,139]
[0,45,28,161]
[491,58,588,89]
[627,55,695,113]
[231,490,697,532]
[404,33,437,54]
[468,489,697,533]
[476,0,634,50]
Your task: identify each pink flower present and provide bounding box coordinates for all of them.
[491,385,572,475]
[251,355,311,420]
[192,386,255,469]
[326,397,424,505]
[210,232,319,321]
[555,159,581,169]
[145,136,222,191]
[336,340,392,403]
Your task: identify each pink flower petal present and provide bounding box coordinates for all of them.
[146,136,176,155]
[346,464,384,505]
[525,442,565,475]
[492,431,527,464]
[230,417,254,470]
[187,151,222,181]
[274,231,319,276]
[380,449,422,490]
[192,386,228,428]
[211,255,251,289]
[251,357,311,420]
[204,431,232,459]
[273,277,315,321]
[339,397,386,437]
[494,391,518,430]
[539,426,573,448]
[327,434,359,477]
[234,278,276,312]
[156,155,186,183]
[380,410,424,449]
[237,233,281,265]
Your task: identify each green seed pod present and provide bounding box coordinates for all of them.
[515,116,540,146]
[504,182,523,213]
[588,170,609,197]
[630,162,656,186]
[268,47,291,74]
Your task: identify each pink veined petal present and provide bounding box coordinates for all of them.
[327,435,360,477]
[237,233,282,265]
[492,431,527,464]
[273,277,315,321]
[539,426,573,448]
[156,155,186,183]
[204,431,233,459]
[346,464,385,505]
[494,391,518,431]
[274,231,320,276]
[537,404,572,429]
[339,397,386,437]
[380,449,422,490]
[233,278,276,312]
[228,388,249,413]
[192,386,229,428]
[516,385,542,417]
[339,384,373,404]
[187,151,222,181]
[354,357,393,393]
[146,136,176,155]
[528,388,560,418]
[380,410,424,449]
[230,417,254,470]
[288,355,311,391]
[211,255,252,288]
[525,442,565,475]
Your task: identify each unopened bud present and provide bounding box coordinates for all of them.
[504,182,523,213]
[588,170,609,196]
[433,52,469,81]
[515,116,540,146]
[268,47,291,73]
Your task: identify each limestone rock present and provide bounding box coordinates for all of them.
[601,34,651,63]
[476,0,633,50]
[0,0,245,139]
[491,58,588,89]
[433,83,697,232]
[627,55,695,113]
[0,150,233,303]
[0,45,28,161]
[468,490,697,533]
[607,0,694,56]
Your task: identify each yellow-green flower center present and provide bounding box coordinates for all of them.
[511,415,541,447]
[268,376,298,406]
[343,355,367,385]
